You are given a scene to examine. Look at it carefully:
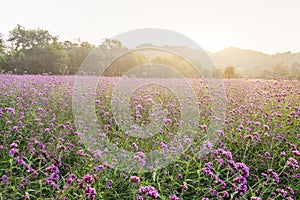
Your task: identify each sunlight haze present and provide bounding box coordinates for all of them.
[1,0,300,54]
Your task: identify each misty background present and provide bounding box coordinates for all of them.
[0,25,299,79]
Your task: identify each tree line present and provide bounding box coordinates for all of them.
[0,25,98,75]
[0,25,203,77]
[217,62,300,80]
[1,25,299,79]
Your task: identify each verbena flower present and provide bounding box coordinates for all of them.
[85,185,97,200]
[139,185,159,199]
[9,148,18,156]
[169,194,181,200]
[132,143,138,152]
[129,176,140,183]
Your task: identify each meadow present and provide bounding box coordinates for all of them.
[0,75,299,200]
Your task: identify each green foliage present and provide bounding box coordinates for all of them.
[8,24,56,51]
[6,40,68,74]
[1,25,300,78]
[272,61,288,77]
[0,33,5,53]
[151,55,201,78]
[63,41,95,74]
[0,33,6,70]
[0,77,299,199]
[104,51,149,76]
[290,62,300,79]
[224,66,235,79]
[4,25,67,74]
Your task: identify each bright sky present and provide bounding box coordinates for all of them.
[1,0,300,54]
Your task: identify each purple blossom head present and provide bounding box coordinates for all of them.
[292,150,300,156]
[178,174,183,180]
[1,175,7,182]
[76,149,85,156]
[200,124,207,129]
[276,188,287,197]
[83,174,94,184]
[286,157,299,169]
[9,148,18,156]
[94,165,104,173]
[5,107,15,115]
[132,143,138,152]
[85,186,97,199]
[139,185,159,199]
[286,186,295,195]
[169,194,181,200]
[164,118,172,124]
[107,179,114,186]
[294,174,300,179]
[129,176,140,183]
[235,162,250,177]
[10,143,18,148]
[211,189,218,196]
[222,191,229,198]
[204,141,212,149]
[136,195,144,200]
[263,124,270,130]
[136,104,142,111]
[23,193,29,199]
[264,151,270,157]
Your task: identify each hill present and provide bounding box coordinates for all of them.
[208,47,300,74]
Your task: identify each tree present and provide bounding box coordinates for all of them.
[8,24,56,51]
[0,33,5,52]
[105,51,149,76]
[6,25,67,74]
[224,66,235,79]
[291,62,300,74]
[151,55,200,78]
[6,40,67,74]
[212,67,223,78]
[99,38,123,52]
[290,62,300,79]
[272,61,288,77]
[99,38,128,63]
[0,33,6,70]
[64,40,95,74]
[258,68,272,79]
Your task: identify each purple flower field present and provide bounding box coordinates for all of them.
[0,75,299,199]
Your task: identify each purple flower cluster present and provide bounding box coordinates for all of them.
[9,142,19,156]
[286,157,299,169]
[45,165,60,189]
[85,185,97,200]
[129,175,140,183]
[77,174,98,199]
[169,194,181,200]
[139,185,160,199]
[0,75,299,199]
[64,174,76,188]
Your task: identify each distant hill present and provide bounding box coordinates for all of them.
[208,47,300,73]
[137,44,300,77]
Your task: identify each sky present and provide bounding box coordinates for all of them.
[1,0,300,54]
